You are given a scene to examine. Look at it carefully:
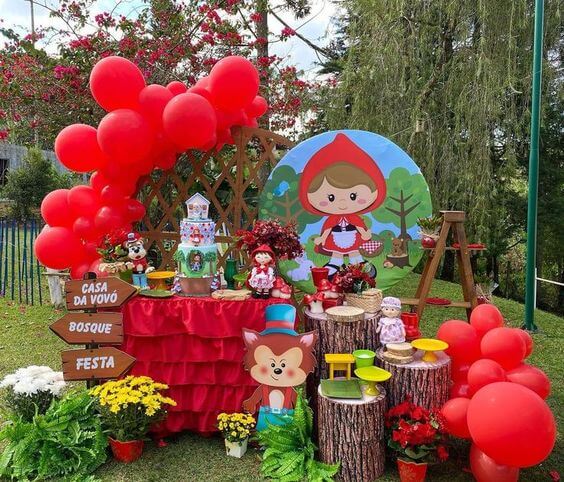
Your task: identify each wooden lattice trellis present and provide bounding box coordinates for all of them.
[136,127,294,270]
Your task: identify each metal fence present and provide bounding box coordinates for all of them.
[0,218,44,305]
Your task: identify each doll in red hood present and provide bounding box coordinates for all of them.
[247,244,276,298]
[298,133,387,275]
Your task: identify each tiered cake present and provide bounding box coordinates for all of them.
[174,193,217,281]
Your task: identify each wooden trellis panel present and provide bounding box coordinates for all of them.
[136,127,294,271]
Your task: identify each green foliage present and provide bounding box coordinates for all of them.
[417,213,443,234]
[1,386,55,423]
[373,168,432,239]
[0,389,107,480]
[255,388,340,482]
[1,147,74,219]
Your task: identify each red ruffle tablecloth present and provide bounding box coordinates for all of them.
[119,295,287,436]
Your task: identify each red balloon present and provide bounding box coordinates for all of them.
[467,382,556,467]
[450,381,470,399]
[34,226,83,269]
[167,80,187,96]
[68,185,100,218]
[72,216,99,241]
[467,359,506,395]
[209,56,259,111]
[245,95,268,118]
[162,93,217,150]
[451,361,471,382]
[470,445,519,482]
[89,56,146,111]
[90,171,109,193]
[41,189,72,227]
[470,304,504,338]
[481,327,526,370]
[94,206,124,232]
[87,258,107,278]
[83,241,100,262]
[70,261,91,280]
[506,363,551,399]
[138,84,174,127]
[187,85,213,101]
[441,397,471,438]
[155,152,177,170]
[512,328,534,358]
[124,198,146,222]
[97,109,155,163]
[100,185,126,205]
[437,319,481,363]
[54,124,106,173]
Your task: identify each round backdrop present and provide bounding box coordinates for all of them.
[259,130,432,293]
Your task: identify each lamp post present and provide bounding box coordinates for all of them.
[524,0,545,332]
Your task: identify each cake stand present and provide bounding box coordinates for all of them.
[354,366,392,396]
[411,338,449,363]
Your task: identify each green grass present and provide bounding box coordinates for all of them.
[0,273,561,481]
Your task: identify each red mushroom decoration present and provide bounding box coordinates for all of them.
[304,292,325,314]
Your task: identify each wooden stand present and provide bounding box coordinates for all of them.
[317,383,387,482]
[376,348,450,410]
[401,210,482,320]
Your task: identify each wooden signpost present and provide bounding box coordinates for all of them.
[51,274,137,384]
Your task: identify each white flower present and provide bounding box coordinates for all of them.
[49,380,66,396]
[0,374,18,388]
[13,381,38,395]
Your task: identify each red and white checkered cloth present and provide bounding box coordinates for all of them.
[361,240,383,254]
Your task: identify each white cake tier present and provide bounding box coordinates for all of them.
[180,219,216,246]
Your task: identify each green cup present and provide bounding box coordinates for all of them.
[353,349,376,369]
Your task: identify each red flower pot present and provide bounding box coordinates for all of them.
[421,236,436,248]
[397,459,428,482]
[311,267,329,288]
[401,312,421,340]
[109,437,144,463]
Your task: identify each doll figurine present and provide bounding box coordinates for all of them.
[377,296,406,345]
[123,232,154,289]
[247,244,276,299]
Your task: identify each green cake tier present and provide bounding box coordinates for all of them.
[174,244,217,278]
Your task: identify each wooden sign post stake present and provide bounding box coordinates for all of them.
[51,273,137,387]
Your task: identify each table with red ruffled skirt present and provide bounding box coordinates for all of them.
[118,295,288,437]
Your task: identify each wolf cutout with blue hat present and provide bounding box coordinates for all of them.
[242,304,318,431]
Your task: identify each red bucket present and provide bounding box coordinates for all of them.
[109,437,144,463]
[311,267,329,288]
[397,459,427,482]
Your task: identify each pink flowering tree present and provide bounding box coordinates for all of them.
[0,0,329,148]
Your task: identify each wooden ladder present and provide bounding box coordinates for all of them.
[401,211,481,320]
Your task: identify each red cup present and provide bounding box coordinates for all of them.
[311,267,329,288]
[109,438,144,463]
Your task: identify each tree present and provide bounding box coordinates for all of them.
[1,148,73,219]
[373,168,432,240]
[203,250,218,275]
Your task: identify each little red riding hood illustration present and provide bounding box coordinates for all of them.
[298,133,387,275]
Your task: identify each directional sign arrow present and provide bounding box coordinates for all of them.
[65,277,137,310]
[50,313,123,345]
[61,347,136,381]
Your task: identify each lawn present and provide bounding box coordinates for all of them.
[0,273,561,481]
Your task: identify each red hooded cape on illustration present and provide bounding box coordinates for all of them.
[298,133,387,256]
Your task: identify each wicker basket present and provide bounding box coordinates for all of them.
[345,288,383,313]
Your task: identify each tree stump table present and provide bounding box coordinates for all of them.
[304,307,382,433]
[317,382,387,482]
[376,348,451,409]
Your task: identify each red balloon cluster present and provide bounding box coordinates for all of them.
[437,304,556,480]
[36,55,267,277]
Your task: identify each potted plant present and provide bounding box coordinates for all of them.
[90,376,176,463]
[474,270,496,304]
[0,365,66,421]
[217,412,256,458]
[385,398,449,482]
[417,214,443,248]
[332,263,381,312]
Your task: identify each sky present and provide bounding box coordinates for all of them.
[0,0,337,74]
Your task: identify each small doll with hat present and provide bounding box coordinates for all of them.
[242,304,318,431]
[377,296,406,345]
[123,232,154,289]
[247,244,276,299]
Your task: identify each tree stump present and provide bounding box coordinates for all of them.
[317,383,387,482]
[376,348,451,409]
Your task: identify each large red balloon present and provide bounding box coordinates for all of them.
[89,56,146,111]
[512,328,534,358]
[506,363,551,399]
[70,261,91,280]
[72,216,99,241]
[54,124,106,173]
[451,361,471,382]
[34,226,83,269]
[470,304,504,338]
[467,359,506,395]
[68,185,100,218]
[41,189,72,227]
[162,93,217,150]
[209,56,259,111]
[97,109,155,163]
[467,382,556,467]
[437,320,481,363]
[441,397,471,438]
[470,445,519,482]
[481,327,526,370]
[94,206,125,232]
[450,381,470,399]
[246,95,268,118]
[138,84,174,127]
